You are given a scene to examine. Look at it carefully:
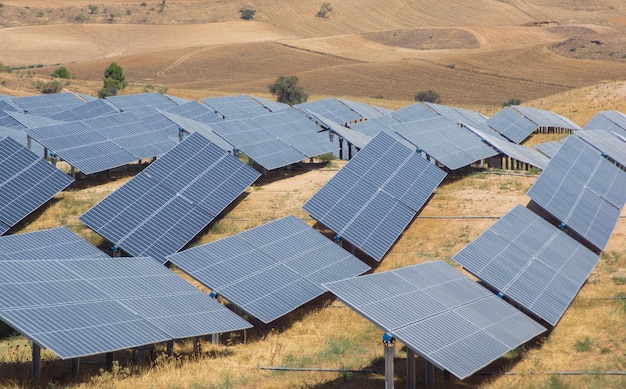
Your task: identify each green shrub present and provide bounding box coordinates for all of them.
[316,2,333,18]
[240,7,255,20]
[574,336,593,352]
[36,80,63,94]
[51,67,71,79]
[503,98,522,107]
[414,90,441,104]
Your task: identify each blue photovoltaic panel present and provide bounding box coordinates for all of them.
[8,111,63,129]
[534,140,563,159]
[49,99,120,122]
[393,116,498,170]
[61,257,252,338]
[251,96,291,113]
[0,137,74,234]
[202,95,270,119]
[0,257,251,359]
[513,105,580,131]
[452,205,600,325]
[159,110,233,151]
[392,102,441,123]
[584,110,626,139]
[527,135,626,250]
[106,93,179,118]
[0,125,45,157]
[12,92,84,117]
[296,98,363,125]
[165,101,224,124]
[168,215,370,323]
[339,98,391,119]
[0,259,170,359]
[323,260,546,379]
[487,107,539,144]
[0,100,24,129]
[303,132,447,260]
[575,130,626,168]
[314,114,371,149]
[0,227,107,260]
[80,133,260,263]
[466,126,550,170]
[419,102,489,127]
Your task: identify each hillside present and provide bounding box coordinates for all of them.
[0,0,625,108]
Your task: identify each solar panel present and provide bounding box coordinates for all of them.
[323,260,546,379]
[452,205,600,325]
[8,111,63,129]
[208,111,319,170]
[575,130,626,168]
[49,99,120,122]
[393,116,498,170]
[164,101,224,124]
[338,98,391,120]
[0,100,24,129]
[0,257,251,359]
[202,95,270,119]
[314,114,372,149]
[0,137,74,234]
[296,98,363,125]
[527,135,626,250]
[79,132,260,263]
[12,92,84,117]
[250,96,291,113]
[584,110,626,138]
[466,126,550,170]
[106,93,179,118]
[534,140,563,159]
[168,215,371,323]
[303,132,447,260]
[512,105,580,131]
[159,110,233,151]
[0,125,45,157]
[60,257,252,338]
[392,102,441,123]
[422,102,489,127]
[486,107,539,144]
[0,227,107,260]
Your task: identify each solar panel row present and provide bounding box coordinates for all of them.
[0,227,107,260]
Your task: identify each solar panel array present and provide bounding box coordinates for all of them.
[80,132,260,263]
[323,260,546,379]
[423,102,489,127]
[338,98,391,119]
[391,102,441,123]
[159,110,233,152]
[209,108,336,170]
[106,92,179,118]
[0,125,45,157]
[314,114,371,149]
[513,105,581,131]
[303,132,447,260]
[202,95,270,119]
[575,130,626,168]
[12,92,85,117]
[393,116,498,170]
[9,111,62,129]
[0,100,23,129]
[250,96,291,113]
[49,99,120,122]
[296,98,363,125]
[452,205,600,325]
[527,135,626,250]
[0,137,74,235]
[584,110,626,138]
[0,227,107,260]
[164,101,224,124]
[0,257,251,359]
[24,112,177,174]
[486,107,539,144]
[168,215,371,323]
[466,126,550,170]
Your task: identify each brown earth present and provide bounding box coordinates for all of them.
[1,0,626,110]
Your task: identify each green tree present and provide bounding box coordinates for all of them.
[316,3,333,18]
[103,62,127,93]
[503,98,522,107]
[51,67,71,79]
[240,7,255,20]
[414,90,441,104]
[269,75,308,105]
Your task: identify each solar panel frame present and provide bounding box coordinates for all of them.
[0,227,107,260]
[527,136,626,250]
[168,215,371,323]
[452,205,600,325]
[323,260,546,379]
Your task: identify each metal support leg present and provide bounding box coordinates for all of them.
[383,336,395,389]
[105,352,114,370]
[426,361,435,389]
[31,343,41,383]
[72,358,80,378]
[212,333,220,345]
[407,350,415,389]
[166,340,174,357]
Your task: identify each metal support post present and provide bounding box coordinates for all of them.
[31,343,41,383]
[72,358,80,378]
[212,333,220,345]
[105,352,114,370]
[166,340,174,357]
[383,333,395,389]
[426,361,435,389]
[407,349,415,389]
[339,138,343,160]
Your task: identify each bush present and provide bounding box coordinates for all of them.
[140,2,147,6]
[414,90,441,104]
[240,7,255,20]
[88,5,98,14]
[36,80,63,94]
[103,62,127,91]
[574,336,593,352]
[98,86,118,98]
[316,2,333,18]
[269,75,308,105]
[51,67,71,79]
[503,98,521,107]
